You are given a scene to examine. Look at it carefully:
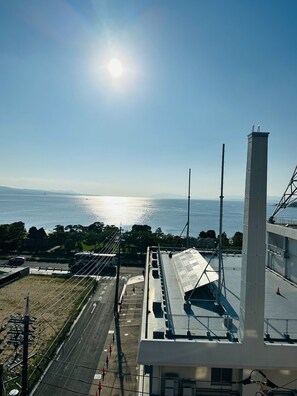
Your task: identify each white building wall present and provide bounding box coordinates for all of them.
[149,365,297,396]
[267,223,297,283]
[287,238,297,283]
[153,366,242,396]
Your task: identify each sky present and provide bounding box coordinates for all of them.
[0,0,296,199]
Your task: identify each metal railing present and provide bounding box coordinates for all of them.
[170,314,239,339]
[273,217,297,227]
[265,318,297,341]
[167,314,297,342]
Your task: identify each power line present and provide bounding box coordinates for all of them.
[28,240,121,384]
[30,234,119,329]
[30,230,119,312]
[40,377,161,396]
[1,231,121,389]
[31,247,118,338]
[40,355,297,393]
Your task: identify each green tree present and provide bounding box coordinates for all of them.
[131,224,152,233]
[64,232,82,252]
[206,229,216,239]
[217,232,229,247]
[125,225,154,253]
[0,225,9,250]
[230,231,243,248]
[0,222,26,251]
[88,222,104,233]
[49,224,65,245]
[54,225,64,233]
[199,231,207,238]
[154,227,164,243]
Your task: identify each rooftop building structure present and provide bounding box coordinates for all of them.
[267,165,297,284]
[137,132,297,396]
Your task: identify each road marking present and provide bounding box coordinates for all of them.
[91,303,97,314]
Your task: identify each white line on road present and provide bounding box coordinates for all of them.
[91,303,97,314]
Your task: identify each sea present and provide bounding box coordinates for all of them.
[0,192,289,238]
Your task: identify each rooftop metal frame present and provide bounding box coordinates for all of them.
[269,165,297,222]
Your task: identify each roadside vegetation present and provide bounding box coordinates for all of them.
[0,221,243,264]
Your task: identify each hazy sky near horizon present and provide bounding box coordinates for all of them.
[0,0,296,199]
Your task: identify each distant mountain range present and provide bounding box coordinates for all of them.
[150,193,187,199]
[0,185,78,196]
[0,185,282,202]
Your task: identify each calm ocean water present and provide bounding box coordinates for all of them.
[0,193,285,237]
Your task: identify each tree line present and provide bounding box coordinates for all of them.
[0,221,243,256]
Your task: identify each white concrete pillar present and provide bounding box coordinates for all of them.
[239,132,269,344]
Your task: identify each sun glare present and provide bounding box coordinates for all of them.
[108,58,124,78]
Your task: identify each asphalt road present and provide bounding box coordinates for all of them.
[32,275,126,396]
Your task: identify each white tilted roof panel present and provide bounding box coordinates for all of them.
[172,248,218,294]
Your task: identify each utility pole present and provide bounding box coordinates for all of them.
[5,296,34,396]
[0,363,3,396]
[21,296,30,396]
[114,228,121,319]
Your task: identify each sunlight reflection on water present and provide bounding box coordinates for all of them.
[80,196,156,227]
[0,193,249,235]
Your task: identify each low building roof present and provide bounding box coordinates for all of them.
[146,248,297,343]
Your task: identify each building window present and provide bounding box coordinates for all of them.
[211,368,232,385]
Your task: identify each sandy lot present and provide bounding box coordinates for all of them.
[0,275,93,368]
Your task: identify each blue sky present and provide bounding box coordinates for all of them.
[0,0,296,199]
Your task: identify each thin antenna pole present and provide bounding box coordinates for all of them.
[217,144,225,304]
[186,168,191,248]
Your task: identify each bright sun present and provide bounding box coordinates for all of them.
[108,58,124,78]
